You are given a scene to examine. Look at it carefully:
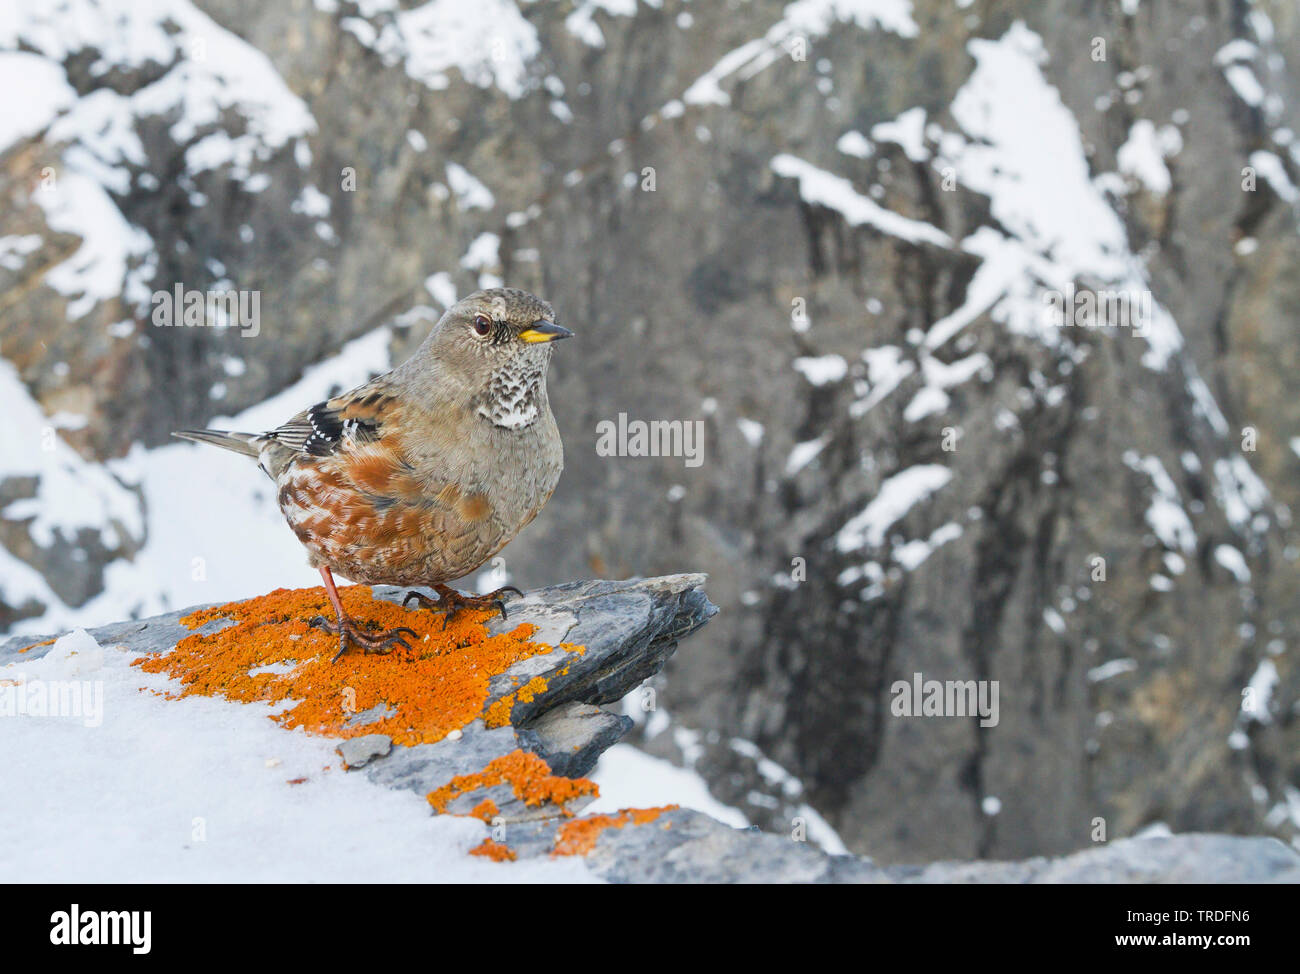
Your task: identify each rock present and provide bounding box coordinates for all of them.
[583,813,1300,884]
[518,703,632,779]
[4,573,1296,883]
[900,834,1300,885]
[1,573,716,826]
[337,734,391,770]
[355,574,714,816]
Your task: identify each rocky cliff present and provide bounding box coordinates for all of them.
[2,0,1298,863]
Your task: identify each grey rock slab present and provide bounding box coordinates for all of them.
[579,812,1300,883]
[0,607,232,664]
[582,809,869,884]
[518,702,633,779]
[898,834,1300,885]
[336,734,391,769]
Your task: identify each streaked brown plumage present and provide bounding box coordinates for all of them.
[174,288,571,661]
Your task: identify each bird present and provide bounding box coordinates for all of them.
[173,287,572,662]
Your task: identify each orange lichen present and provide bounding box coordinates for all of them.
[469,798,500,823]
[552,806,679,857]
[469,838,517,862]
[17,638,54,654]
[427,749,598,814]
[483,675,549,728]
[134,585,574,746]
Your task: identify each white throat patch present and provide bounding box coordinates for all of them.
[476,361,542,429]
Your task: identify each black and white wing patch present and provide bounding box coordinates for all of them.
[266,400,380,457]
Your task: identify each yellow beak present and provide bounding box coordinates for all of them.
[518,321,574,343]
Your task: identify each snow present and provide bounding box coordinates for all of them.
[902,387,949,422]
[1243,660,1278,724]
[0,634,594,882]
[425,271,458,309]
[902,351,989,421]
[932,22,1191,372]
[0,360,143,556]
[290,185,332,219]
[1212,456,1269,530]
[1088,659,1137,683]
[684,38,770,106]
[0,51,75,148]
[461,232,502,271]
[588,744,750,829]
[851,344,916,417]
[1117,120,1180,195]
[365,0,541,98]
[729,738,847,853]
[782,0,918,39]
[445,161,496,211]
[33,171,155,319]
[871,106,928,162]
[1122,452,1196,554]
[1224,65,1264,107]
[792,354,848,385]
[771,154,953,247]
[736,417,765,446]
[1187,372,1230,436]
[1214,544,1251,584]
[1249,150,1299,204]
[836,130,873,158]
[785,436,828,475]
[0,0,317,318]
[565,0,637,49]
[680,0,916,108]
[892,522,962,570]
[1213,41,1258,68]
[6,327,395,637]
[0,233,42,271]
[12,0,316,171]
[836,464,953,552]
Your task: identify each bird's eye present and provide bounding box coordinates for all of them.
[472,314,492,337]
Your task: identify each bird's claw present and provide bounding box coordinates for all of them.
[310,615,417,663]
[401,584,522,629]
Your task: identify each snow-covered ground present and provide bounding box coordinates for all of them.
[587,744,750,828]
[0,627,762,880]
[1,629,596,882]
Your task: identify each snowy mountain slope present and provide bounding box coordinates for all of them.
[1,0,1298,863]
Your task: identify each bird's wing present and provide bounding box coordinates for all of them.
[264,382,397,457]
[269,382,504,578]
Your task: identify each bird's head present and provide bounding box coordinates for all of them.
[422,287,573,427]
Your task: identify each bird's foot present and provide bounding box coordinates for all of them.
[402,584,523,629]
[310,615,417,663]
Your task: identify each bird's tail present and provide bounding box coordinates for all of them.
[172,429,262,457]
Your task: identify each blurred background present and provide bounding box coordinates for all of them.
[2,0,1298,864]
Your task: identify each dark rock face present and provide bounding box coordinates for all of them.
[3,0,1298,864]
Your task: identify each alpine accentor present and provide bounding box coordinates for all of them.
[174,287,572,661]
